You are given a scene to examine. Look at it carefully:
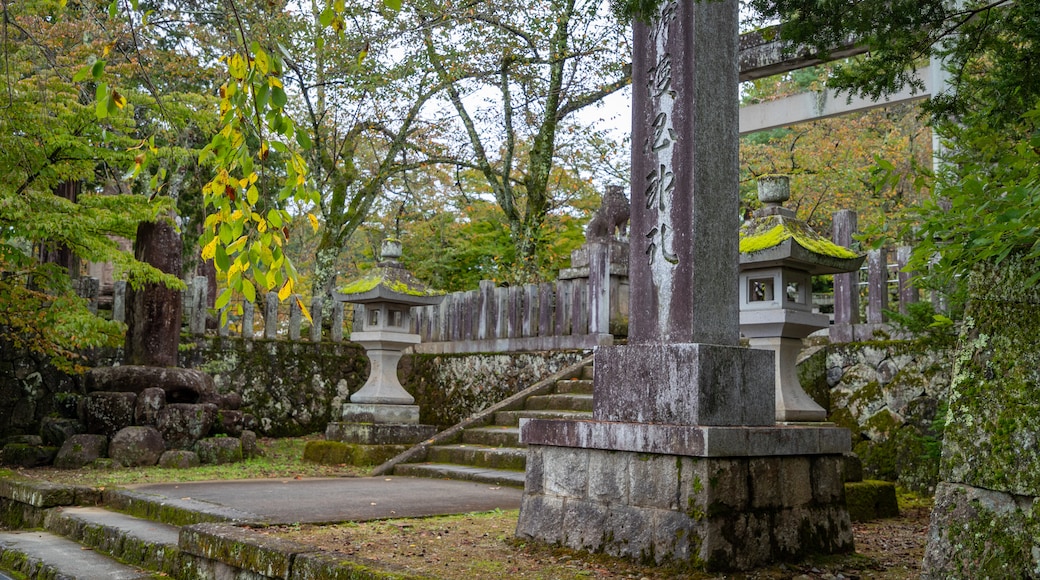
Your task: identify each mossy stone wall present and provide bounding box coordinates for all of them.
[922,255,1040,577]
[800,340,951,494]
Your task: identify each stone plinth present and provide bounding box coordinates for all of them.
[349,331,421,405]
[593,343,774,426]
[327,403,436,448]
[516,423,853,570]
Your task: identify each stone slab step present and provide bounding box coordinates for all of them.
[0,530,155,579]
[581,365,594,381]
[426,444,527,471]
[525,393,594,412]
[554,378,593,394]
[393,463,526,488]
[47,506,181,576]
[494,409,591,426]
[462,426,522,447]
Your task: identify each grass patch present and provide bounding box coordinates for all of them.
[7,436,367,487]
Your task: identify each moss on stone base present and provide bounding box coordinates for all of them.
[303,440,408,466]
[844,480,899,522]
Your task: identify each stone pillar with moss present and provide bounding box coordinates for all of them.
[320,239,444,465]
[739,175,864,421]
[922,255,1040,577]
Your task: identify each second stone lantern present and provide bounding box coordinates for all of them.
[739,175,864,422]
[327,239,444,455]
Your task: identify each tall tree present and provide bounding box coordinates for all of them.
[415,0,631,282]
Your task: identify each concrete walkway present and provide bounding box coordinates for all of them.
[124,475,524,525]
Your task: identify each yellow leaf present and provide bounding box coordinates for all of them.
[278,279,293,301]
[307,213,320,232]
[268,76,283,89]
[296,296,313,323]
[257,218,267,233]
[201,237,218,261]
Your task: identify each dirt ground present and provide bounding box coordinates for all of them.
[264,505,930,579]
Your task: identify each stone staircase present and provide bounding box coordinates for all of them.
[391,360,595,487]
[0,481,406,579]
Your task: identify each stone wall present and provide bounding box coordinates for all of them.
[922,256,1040,577]
[1,337,587,441]
[799,341,952,494]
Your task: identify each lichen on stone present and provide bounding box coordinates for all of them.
[739,218,860,260]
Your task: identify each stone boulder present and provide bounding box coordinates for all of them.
[109,426,165,467]
[214,410,246,437]
[195,437,242,465]
[157,403,218,450]
[84,392,138,437]
[240,430,260,459]
[158,450,200,469]
[54,434,108,469]
[134,387,166,426]
[85,365,220,405]
[40,417,83,448]
[0,444,57,467]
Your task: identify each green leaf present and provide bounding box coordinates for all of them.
[296,130,313,150]
[73,64,92,83]
[242,279,256,303]
[91,60,107,80]
[319,7,334,27]
[271,87,288,108]
[214,288,232,310]
[384,0,402,11]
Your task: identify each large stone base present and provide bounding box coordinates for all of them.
[922,482,1040,578]
[516,420,853,571]
[325,422,436,446]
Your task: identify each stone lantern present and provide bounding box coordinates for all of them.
[326,239,444,453]
[739,175,864,422]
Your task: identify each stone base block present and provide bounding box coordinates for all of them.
[303,440,411,466]
[844,480,898,522]
[341,404,420,425]
[516,446,853,572]
[325,422,436,446]
[593,343,775,426]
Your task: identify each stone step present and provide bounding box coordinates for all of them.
[0,530,154,579]
[393,463,526,488]
[525,393,594,412]
[426,444,527,471]
[554,378,594,394]
[493,409,591,426]
[46,506,182,576]
[462,426,522,447]
[581,364,594,381]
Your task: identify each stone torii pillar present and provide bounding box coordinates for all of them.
[516,0,853,571]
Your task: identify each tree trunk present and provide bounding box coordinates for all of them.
[37,181,82,278]
[124,216,183,367]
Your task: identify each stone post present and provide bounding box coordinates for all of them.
[866,249,888,324]
[310,294,324,342]
[189,275,207,336]
[264,292,278,339]
[112,281,126,323]
[331,300,344,342]
[289,295,302,341]
[831,210,859,343]
[242,300,255,339]
[516,0,852,570]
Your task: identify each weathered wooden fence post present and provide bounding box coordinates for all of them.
[331,300,344,342]
[866,249,888,324]
[189,275,207,336]
[264,292,278,339]
[242,300,255,339]
[112,281,126,323]
[831,210,859,342]
[896,246,918,314]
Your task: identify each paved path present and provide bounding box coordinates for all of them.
[125,476,523,524]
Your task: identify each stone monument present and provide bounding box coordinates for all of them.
[515,0,853,570]
[325,239,443,460]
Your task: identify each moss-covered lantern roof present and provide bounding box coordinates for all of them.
[335,239,445,306]
[739,176,864,275]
